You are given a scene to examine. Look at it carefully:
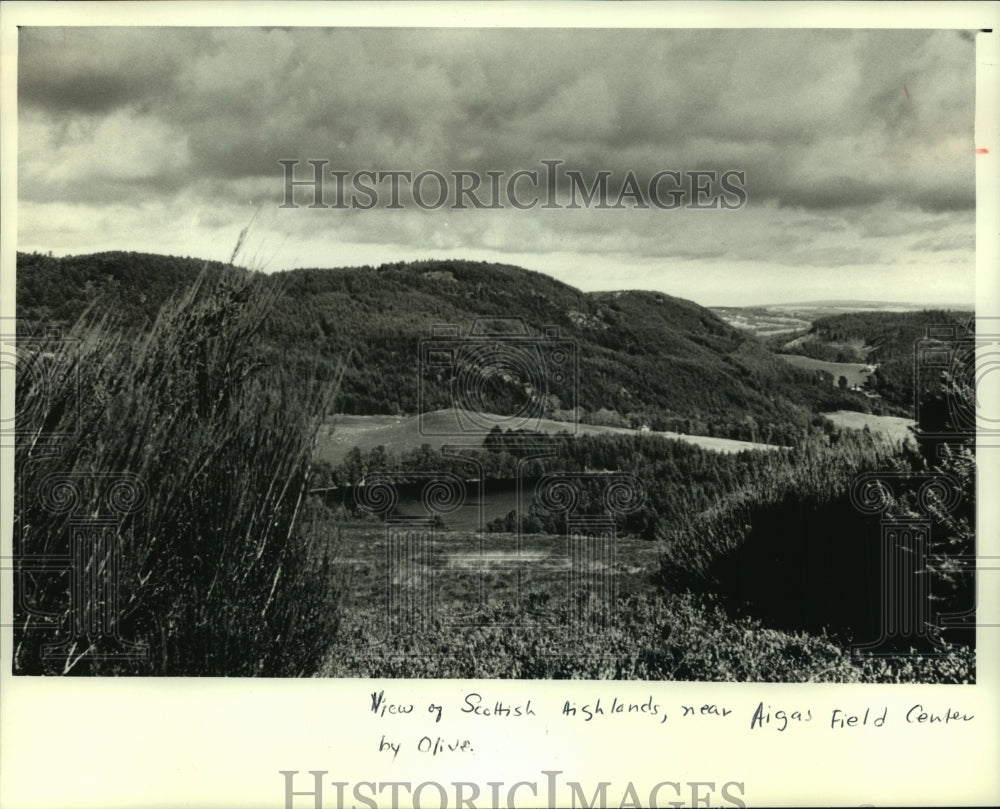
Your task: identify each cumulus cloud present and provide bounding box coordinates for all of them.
[16,26,977,304]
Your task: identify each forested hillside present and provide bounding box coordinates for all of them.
[770,309,974,410]
[15,251,224,330]
[16,251,870,444]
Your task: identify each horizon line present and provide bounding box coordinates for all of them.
[14,246,977,311]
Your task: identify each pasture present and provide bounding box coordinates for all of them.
[823,410,916,445]
[777,354,874,388]
[710,307,812,336]
[315,408,784,466]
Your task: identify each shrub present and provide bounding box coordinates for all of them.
[318,593,972,683]
[14,267,342,675]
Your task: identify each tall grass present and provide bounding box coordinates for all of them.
[15,266,343,675]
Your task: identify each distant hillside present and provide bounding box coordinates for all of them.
[710,307,812,337]
[16,251,872,443]
[750,300,972,318]
[766,309,974,410]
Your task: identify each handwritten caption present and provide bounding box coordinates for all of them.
[368,689,974,760]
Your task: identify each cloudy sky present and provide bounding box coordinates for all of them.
[17,26,978,306]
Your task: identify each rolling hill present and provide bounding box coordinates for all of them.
[15,250,870,444]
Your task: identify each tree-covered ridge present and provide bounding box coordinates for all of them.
[16,250,872,442]
[316,427,798,540]
[15,251,221,331]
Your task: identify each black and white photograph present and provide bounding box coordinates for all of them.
[8,23,985,679]
[2,3,999,807]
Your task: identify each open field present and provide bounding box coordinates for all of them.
[710,307,812,336]
[330,524,663,615]
[780,334,871,358]
[316,409,785,466]
[777,354,874,388]
[823,410,916,445]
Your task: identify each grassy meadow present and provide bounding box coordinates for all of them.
[776,353,875,388]
[315,410,785,467]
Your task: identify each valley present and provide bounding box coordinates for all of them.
[12,251,976,681]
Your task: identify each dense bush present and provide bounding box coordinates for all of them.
[659,384,976,660]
